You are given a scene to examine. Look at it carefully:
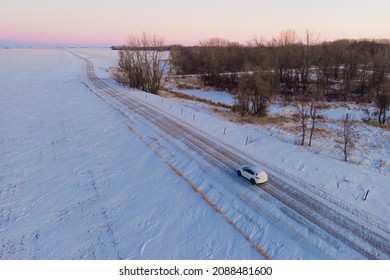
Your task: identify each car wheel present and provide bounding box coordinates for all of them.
[250,179,256,185]
[237,170,242,176]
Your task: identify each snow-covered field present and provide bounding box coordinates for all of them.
[0,49,260,259]
[266,102,390,175]
[165,73,389,176]
[0,48,389,260]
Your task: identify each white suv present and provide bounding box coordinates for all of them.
[237,165,268,184]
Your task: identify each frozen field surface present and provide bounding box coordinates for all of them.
[0,48,389,260]
[0,49,260,259]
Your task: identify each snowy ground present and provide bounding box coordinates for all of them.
[0,48,389,260]
[266,102,390,175]
[81,49,390,259]
[0,49,260,259]
[165,72,389,176]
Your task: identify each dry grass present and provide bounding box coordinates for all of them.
[364,120,390,131]
[165,76,203,90]
[283,124,300,134]
[216,110,295,128]
[315,126,331,137]
[158,90,173,99]
[161,87,232,109]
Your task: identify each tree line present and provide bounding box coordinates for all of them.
[170,30,390,123]
[116,31,390,125]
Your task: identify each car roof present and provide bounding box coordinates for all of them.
[243,165,264,173]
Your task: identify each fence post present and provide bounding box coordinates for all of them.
[363,190,370,201]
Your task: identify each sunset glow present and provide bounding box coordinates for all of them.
[1,0,390,47]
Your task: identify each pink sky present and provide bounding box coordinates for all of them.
[1,0,390,47]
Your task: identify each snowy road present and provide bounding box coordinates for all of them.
[71,51,390,260]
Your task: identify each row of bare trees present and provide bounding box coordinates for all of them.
[294,98,357,162]
[170,30,390,124]
[115,31,389,124]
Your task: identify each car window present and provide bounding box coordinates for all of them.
[247,169,254,175]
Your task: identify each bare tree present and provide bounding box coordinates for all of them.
[295,101,309,146]
[118,32,167,95]
[299,29,320,94]
[316,42,333,94]
[376,91,390,124]
[308,88,323,146]
[341,113,356,162]
[270,29,300,93]
[234,85,251,117]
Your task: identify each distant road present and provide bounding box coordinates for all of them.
[70,50,390,260]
